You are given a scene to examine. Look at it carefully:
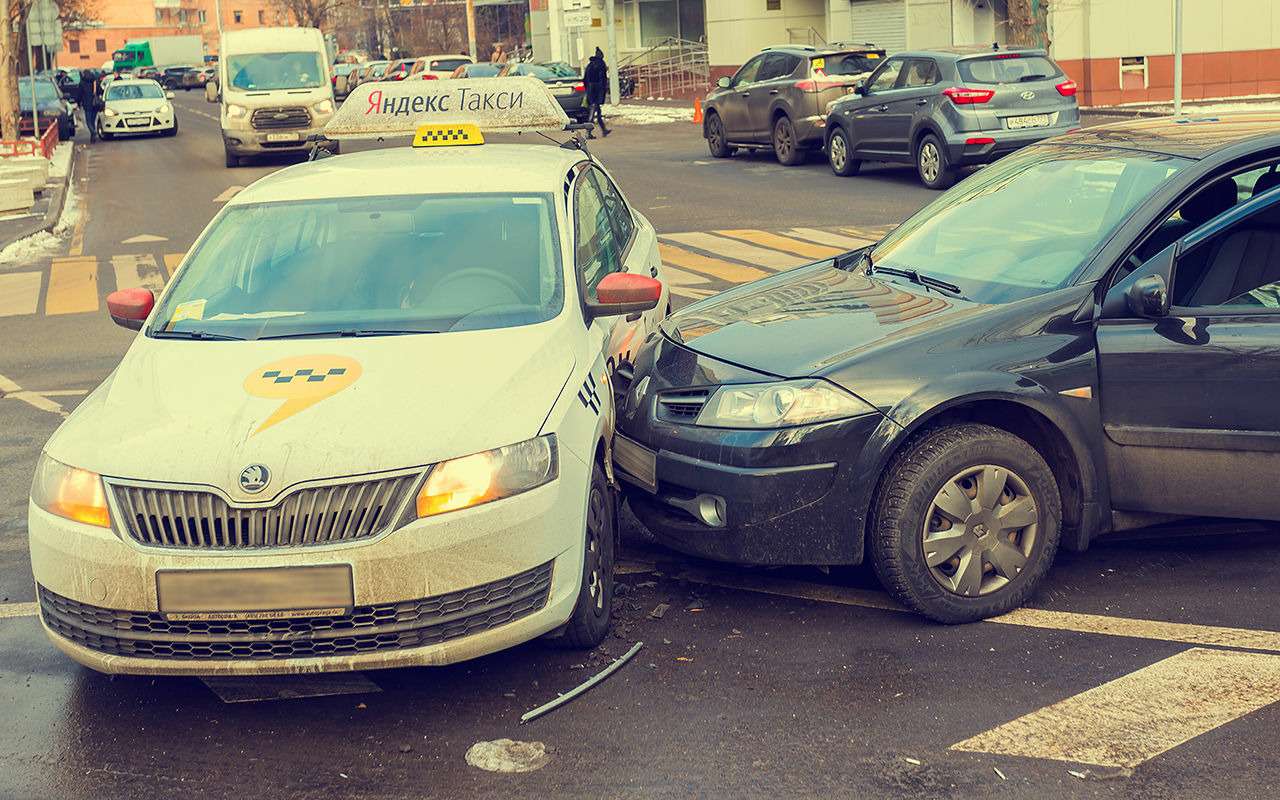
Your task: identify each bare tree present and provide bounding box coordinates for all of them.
[1005,0,1051,49]
[271,0,350,29]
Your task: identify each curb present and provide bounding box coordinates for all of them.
[0,142,75,253]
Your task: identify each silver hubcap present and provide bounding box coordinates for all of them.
[775,121,792,156]
[709,119,722,148]
[919,142,941,182]
[922,465,1039,598]
[830,134,847,170]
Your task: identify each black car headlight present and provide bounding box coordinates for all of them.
[694,379,874,429]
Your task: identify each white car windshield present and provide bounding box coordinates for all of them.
[148,194,565,340]
[106,83,165,101]
[870,145,1189,303]
[227,52,323,91]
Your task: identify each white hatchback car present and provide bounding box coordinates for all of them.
[98,78,177,139]
[30,83,669,675]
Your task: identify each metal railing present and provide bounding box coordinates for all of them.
[787,27,827,47]
[619,37,709,99]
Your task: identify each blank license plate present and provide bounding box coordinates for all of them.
[1008,113,1051,130]
[266,132,300,142]
[156,564,354,621]
[126,118,149,127]
[613,434,657,493]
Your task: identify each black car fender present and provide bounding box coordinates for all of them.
[843,369,1107,558]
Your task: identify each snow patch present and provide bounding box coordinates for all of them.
[464,739,550,773]
[50,142,72,178]
[0,166,81,266]
[604,103,694,125]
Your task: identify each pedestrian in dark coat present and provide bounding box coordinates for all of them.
[583,47,610,137]
[77,70,102,143]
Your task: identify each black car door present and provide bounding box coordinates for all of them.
[1096,181,1280,520]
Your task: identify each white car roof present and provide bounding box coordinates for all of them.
[106,78,163,88]
[229,144,587,206]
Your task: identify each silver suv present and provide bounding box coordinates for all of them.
[703,45,886,166]
[824,46,1080,188]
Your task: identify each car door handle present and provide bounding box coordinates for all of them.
[915,99,928,106]
[625,313,642,322]
[741,92,751,98]
[874,105,889,112]
[769,89,779,95]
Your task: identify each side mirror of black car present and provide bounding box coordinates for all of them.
[1126,274,1170,318]
[716,76,732,89]
[854,82,868,96]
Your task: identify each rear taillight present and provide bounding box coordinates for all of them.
[574,82,585,92]
[942,86,995,105]
[1056,79,1078,97]
[965,136,995,145]
[795,79,817,91]
[422,74,438,80]
[994,53,1022,60]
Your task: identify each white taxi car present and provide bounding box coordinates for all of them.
[98,78,178,139]
[30,78,668,675]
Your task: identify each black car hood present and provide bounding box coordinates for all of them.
[664,262,989,378]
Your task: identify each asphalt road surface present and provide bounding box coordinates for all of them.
[1,93,1279,800]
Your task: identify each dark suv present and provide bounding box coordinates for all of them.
[703,45,886,166]
[824,46,1079,188]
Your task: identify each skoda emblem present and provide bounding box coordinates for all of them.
[1020,90,1036,101]
[239,464,271,494]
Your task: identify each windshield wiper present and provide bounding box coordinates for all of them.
[1018,74,1050,82]
[861,255,965,297]
[150,329,243,341]
[255,329,443,340]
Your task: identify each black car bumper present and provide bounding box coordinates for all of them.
[615,334,888,565]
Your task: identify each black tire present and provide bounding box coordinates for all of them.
[163,120,178,137]
[553,460,615,649]
[705,111,731,158]
[224,148,239,168]
[916,133,955,190]
[869,423,1061,624]
[772,114,805,166]
[827,126,861,177]
[99,129,113,141]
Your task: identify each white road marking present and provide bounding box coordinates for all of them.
[951,647,1280,768]
[0,602,38,619]
[661,232,804,270]
[35,389,89,397]
[214,185,245,203]
[111,254,166,293]
[0,271,42,317]
[670,287,721,300]
[121,234,168,244]
[660,265,712,286]
[0,372,69,416]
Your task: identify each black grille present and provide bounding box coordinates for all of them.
[657,390,709,422]
[250,106,311,130]
[39,562,552,661]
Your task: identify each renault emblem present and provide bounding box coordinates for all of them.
[239,464,271,494]
[1020,90,1036,101]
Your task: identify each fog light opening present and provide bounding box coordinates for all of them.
[696,495,726,528]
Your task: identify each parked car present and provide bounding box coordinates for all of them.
[451,62,502,79]
[410,54,474,80]
[179,67,213,90]
[824,46,1080,188]
[703,44,886,166]
[381,58,416,82]
[617,114,1280,623]
[97,78,177,139]
[332,62,362,97]
[497,62,586,122]
[135,66,161,81]
[18,76,74,139]
[160,65,197,89]
[356,59,389,86]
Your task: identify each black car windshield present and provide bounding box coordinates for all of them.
[870,146,1189,303]
[819,52,885,75]
[523,63,578,79]
[227,52,323,90]
[148,193,564,340]
[430,57,471,71]
[958,55,1062,83]
[106,83,165,101]
[19,80,60,104]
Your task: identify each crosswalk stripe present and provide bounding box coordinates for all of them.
[0,271,42,317]
[950,647,1280,768]
[787,227,877,250]
[163,253,184,277]
[45,257,99,315]
[659,243,772,284]
[715,229,844,259]
[661,232,805,270]
[111,254,166,293]
[660,265,713,287]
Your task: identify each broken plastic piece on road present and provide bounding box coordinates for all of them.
[520,641,644,725]
[649,603,670,619]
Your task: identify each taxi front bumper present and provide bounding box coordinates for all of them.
[100,110,175,134]
[28,452,589,676]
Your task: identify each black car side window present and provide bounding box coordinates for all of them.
[574,170,622,300]
[866,58,905,93]
[589,167,634,252]
[733,56,765,86]
[1171,196,1280,310]
[901,59,940,88]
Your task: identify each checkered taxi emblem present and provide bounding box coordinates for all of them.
[262,367,348,384]
[412,123,484,147]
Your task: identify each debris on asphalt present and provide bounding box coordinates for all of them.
[676,656,694,662]
[994,767,1007,781]
[662,638,672,645]
[399,744,413,753]
[903,756,922,766]
[636,581,657,589]
[649,603,670,619]
[465,739,551,773]
[356,703,367,710]
[520,641,644,724]
[685,598,705,611]
[615,560,657,575]
[1068,770,1088,780]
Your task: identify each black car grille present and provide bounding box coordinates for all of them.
[39,562,552,661]
[250,106,311,130]
[657,389,710,422]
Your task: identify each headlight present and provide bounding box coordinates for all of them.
[30,453,111,528]
[693,379,874,429]
[157,102,173,114]
[102,107,118,117]
[225,103,247,119]
[416,434,558,517]
[312,99,334,115]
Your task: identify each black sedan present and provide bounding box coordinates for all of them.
[497,62,587,122]
[616,115,1280,623]
[19,77,74,139]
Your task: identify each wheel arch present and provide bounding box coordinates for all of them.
[701,104,720,138]
[910,120,945,157]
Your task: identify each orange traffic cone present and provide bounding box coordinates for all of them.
[692,98,703,124]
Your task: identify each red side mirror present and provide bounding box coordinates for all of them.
[106,287,155,330]
[588,273,663,321]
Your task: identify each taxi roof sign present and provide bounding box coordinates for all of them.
[413,123,484,147]
[325,77,572,140]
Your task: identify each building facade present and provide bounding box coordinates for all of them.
[529,0,1280,106]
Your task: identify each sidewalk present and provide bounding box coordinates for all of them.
[0,141,76,264]
[1086,94,1280,118]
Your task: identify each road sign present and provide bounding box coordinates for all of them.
[27,0,63,51]
[564,9,591,28]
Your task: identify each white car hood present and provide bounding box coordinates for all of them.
[47,328,575,493]
[105,98,167,114]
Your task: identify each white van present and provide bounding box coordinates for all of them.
[209,27,335,167]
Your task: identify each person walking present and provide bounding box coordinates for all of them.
[489,42,507,64]
[77,70,102,143]
[583,47,610,138]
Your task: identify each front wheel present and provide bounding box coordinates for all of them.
[553,460,615,648]
[869,423,1061,623]
[827,127,861,177]
[772,115,805,166]
[705,111,731,158]
[916,133,955,190]
[224,147,239,168]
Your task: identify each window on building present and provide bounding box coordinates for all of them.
[95,39,106,52]
[1120,56,1148,90]
[234,10,243,24]
[766,0,782,10]
[199,10,207,23]
[635,0,705,47]
[178,9,187,24]
[258,10,265,24]
[68,39,79,54]
[155,9,163,24]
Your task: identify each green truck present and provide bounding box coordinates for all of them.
[110,35,204,71]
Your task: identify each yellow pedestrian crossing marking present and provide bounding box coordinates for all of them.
[950,647,1280,768]
[0,271,41,317]
[662,231,806,270]
[163,253,184,277]
[786,227,877,250]
[111,254,166,294]
[46,257,99,315]
[716,229,844,259]
[659,243,772,284]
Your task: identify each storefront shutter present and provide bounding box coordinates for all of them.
[848,0,908,54]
